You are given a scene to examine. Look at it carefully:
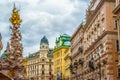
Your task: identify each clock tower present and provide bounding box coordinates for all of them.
[40,36,49,50]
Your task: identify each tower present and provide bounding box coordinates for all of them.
[40,36,49,50]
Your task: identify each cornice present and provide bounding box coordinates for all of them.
[84,31,117,55]
[113,3,120,14]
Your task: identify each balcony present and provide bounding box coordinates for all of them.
[113,1,120,14]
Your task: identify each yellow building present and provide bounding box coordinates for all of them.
[23,58,28,80]
[64,48,71,80]
[53,34,71,80]
[113,0,120,79]
[26,36,54,80]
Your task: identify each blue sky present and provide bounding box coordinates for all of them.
[0,0,89,57]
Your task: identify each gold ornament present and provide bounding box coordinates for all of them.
[8,69,14,78]
[9,4,22,25]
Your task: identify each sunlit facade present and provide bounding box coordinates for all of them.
[53,34,71,80]
[64,48,71,80]
[71,0,119,80]
[26,36,54,80]
[113,0,120,79]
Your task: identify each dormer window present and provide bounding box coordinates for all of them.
[42,46,44,48]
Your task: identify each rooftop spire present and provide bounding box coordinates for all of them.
[13,3,16,10]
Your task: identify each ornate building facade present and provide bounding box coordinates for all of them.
[70,23,84,80]
[23,58,28,80]
[64,47,71,80]
[26,36,54,80]
[113,0,120,79]
[71,0,119,80]
[53,34,71,80]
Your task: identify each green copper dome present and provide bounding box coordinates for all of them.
[40,36,49,45]
[1,50,7,59]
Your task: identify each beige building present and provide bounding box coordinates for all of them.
[71,0,119,80]
[70,23,84,80]
[23,58,28,80]
[113,0,120,79]
[64,47,72,80]
[26,36,54,80]
[53,34,71,80]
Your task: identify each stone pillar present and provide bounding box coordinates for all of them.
[6,4,25,80]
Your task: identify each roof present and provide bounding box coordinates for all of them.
[71,22,85,41]
[40,36,49,45]
[27,51,39,59]
[56,34,71,43]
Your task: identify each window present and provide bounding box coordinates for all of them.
[92,35,94,43]
[116,40,119,52]
[49,64,52,69]
[42,64,44,68]
[49,59,52,62]
[99,46,101,56]
[103,43,106,53]
[118,68,120,78]
[42,46,44,48]
[114,20,118,29]
[101,7,104,15]
[97,26,100,37]
[102,19,105,31]
[57,53,60,57]
[42,59,45,62]
[49,72,51,75]
[42,71,44,75]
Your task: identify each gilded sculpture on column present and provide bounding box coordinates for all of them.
[0,4,25,80]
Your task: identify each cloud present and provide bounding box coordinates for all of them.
[0,0,89,57]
